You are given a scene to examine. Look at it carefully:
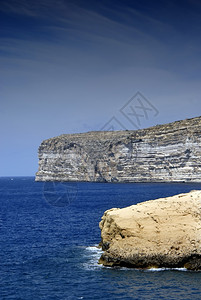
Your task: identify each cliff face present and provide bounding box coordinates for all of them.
[35,116,201,182]
[99,190,201,270]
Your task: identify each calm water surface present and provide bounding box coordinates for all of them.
[0,177,201,299]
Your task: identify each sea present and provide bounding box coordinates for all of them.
[1,177,201,299]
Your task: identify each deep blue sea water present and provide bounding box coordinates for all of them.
[1,177,201,299]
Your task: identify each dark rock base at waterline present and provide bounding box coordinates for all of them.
[99,253,201,271]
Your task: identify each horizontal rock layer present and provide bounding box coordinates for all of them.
[35,116,201,182]
[99,190,201,270]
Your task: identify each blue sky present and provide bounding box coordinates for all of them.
[1,0,201,176]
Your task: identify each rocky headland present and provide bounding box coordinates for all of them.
[99,190,201,270]
[35,116,201,182]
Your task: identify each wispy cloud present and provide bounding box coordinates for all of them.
[0,0,176,44]
[0,0,66,17]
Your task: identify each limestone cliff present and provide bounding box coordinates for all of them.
[35,116,201,182]
[99,190,201,270]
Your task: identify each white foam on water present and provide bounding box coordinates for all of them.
[145,267,188,272]
[86,246,104,253]
[82,245,103,270]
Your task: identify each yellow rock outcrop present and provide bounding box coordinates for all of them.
[99,190,201,270]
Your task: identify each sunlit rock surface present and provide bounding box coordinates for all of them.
[99,190,201,270]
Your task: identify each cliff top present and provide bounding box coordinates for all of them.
[42,115,201,143]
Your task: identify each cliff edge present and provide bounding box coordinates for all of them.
[35,116,201,182]
[99,190,201,270]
